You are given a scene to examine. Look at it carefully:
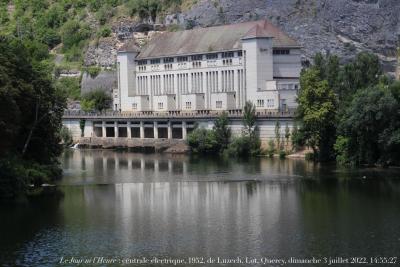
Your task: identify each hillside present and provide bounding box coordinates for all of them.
[1,0,399,96]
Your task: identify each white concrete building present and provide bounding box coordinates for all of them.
[115,20,301,113]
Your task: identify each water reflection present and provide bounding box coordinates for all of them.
[61,149,323,186]
[1,150,400,266]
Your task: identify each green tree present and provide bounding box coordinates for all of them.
[213,112,231,151]
[274,121,281,150]
[187,128,219,154]
[243,101,256,136]
[285,123,291,150]
[81,90,111,112]
[297,68,337,160]
[0,37,65,198]
[335,84,400,166]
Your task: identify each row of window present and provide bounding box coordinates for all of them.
[273,49,290,55]
[137,69,246,95]
[137,51,244,65]
[257,99,275,108]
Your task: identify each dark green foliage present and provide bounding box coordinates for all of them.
[0,37,65,198]
[243,101,256,136]
[187,128,219,154]
[61,20,90,51]
[227,135,260,157]
[86,66,101,78]
[81,90,111,112]
[335,83,400,166]
[188,113,231,154]
[213,112,231,151]
[60,126,73,147]
[298,52,400,166]
[297,68,337,161]
[79,119,86,137]
[55,77,81,100]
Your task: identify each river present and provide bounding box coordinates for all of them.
[1,149,400,266]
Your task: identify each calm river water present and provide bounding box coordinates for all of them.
[1,149,400,266]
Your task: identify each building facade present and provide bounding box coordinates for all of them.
[115,20,302,113]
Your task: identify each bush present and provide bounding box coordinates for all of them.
[98,26,112,37]
[267,140,275,158]
[81,90,111,112]
[55,77,81,100]
[60,126,73,147]
[227,135,261,157]
[187,128,219,154]
[86,66,101,78]
[279,150,286,159]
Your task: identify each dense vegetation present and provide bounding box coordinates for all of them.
[295,52,400,166]
[188,101,261,157]
[0,36,66,199]
[0,0,189,68]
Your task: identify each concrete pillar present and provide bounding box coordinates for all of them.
[114,122,118,138]
[154,121,158,139]
[127,121,131,138]
[182,121,187,140]
[140,121,145,139]
[102,121,106,138]
[167,121,172,139]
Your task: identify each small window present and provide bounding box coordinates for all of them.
[216,101,222,109]
[191,55,203,61]
[273,49,290,55]
[177,56,188,62]
[222,51,234,58]
[164,57,174,63]
[185,101,192,109]
[138,60,147,65]
[206,53,218,60]
[158,102,164,109]
[237,51,243,57]
[132,103,138,110]
[257,99,264,107]
[150,58,160,64]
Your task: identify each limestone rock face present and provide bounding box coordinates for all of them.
[80,71,117,96]
[183,0,400,72]
[83,0,400,74]
[84,37,119,67]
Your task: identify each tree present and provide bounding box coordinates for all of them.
[81,90,111,112]
[243,101,256,136]
[274,121,281,150]
[0,37,65,198]
[297,68,337,160]
[213,112,231,151]
[285,123,291,150]
[187,128,219,154]
[335,84,400,165]
[79,119,86,137]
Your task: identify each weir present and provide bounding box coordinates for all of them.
[62,110,295,149]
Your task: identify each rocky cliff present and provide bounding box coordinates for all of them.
[86,0,399,74]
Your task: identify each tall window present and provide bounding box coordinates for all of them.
[222,51,234,58]
[150,58,160,64]
[185,102,192,109]
[273,49,290,55]
[206,53,218,60]
[257,99,264,107]
[177,56,188,62]
[191,55,203,61]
